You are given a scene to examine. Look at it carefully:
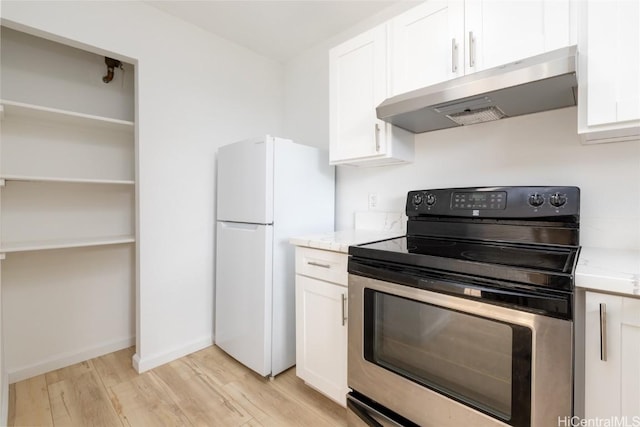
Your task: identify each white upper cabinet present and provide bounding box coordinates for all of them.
[390,0,573,96]
[390,1,464,95]
[465,0,572,74]
[329,25,414,166]
[577,0,640,143]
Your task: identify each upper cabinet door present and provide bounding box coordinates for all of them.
[465,0,572,73]
[577,0,639,143]
[584,0,639,126]
[329,25,388,162]
[390,0,464,96]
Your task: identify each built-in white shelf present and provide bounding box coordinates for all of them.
[0,235,135,254]
[0,99,134,131]
[0,175,135,186]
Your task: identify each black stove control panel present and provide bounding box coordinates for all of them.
[407,186,580,218]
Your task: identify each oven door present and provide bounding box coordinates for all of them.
[348,274,573,427]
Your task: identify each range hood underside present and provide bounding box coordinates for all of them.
[377,46,578,134]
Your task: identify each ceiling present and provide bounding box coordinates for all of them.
[147,1,405,62]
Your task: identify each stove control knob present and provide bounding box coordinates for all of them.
[425,193,436,206]
[550,192,567,208]
[412,193,423,206]
[528,193,544,207]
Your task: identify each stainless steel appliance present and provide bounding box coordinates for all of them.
[347,186,580,427]
[376,46,577,134]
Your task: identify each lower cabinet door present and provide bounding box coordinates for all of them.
[295,274,348,406]
[585,292,640,420]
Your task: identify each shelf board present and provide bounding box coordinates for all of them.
[1,175,135,185]
[0,235,135,254]
[0,99,134,131]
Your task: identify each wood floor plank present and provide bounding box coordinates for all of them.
[48,370,122,427]
[153,357,254,426]
[270,369,347,426]
[107,371,193,427]
[92,347,138,389]
[7,383,16,427]
[188,346,347,427]
[215,370,341,427]
[45,360,94,385]
[187,345,255,386]
[8,345,348,427]
[10,375,53,427]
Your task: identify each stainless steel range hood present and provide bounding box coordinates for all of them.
[377,45,578,134]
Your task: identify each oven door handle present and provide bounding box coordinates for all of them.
[347,394,411,427]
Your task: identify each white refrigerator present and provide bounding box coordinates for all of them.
[215,135,334,377]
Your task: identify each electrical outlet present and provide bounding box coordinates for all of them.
[368,193,378,210]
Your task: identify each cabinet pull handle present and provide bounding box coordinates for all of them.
[374,123,381,152]
[341,293,347,326]
[468,31,476,68]
[307,261,331,269]
[451,38,458,73]
[599,303,607,361]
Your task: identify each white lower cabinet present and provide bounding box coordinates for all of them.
[294,247,348,406]
[584,292,640,419]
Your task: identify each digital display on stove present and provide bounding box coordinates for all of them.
[452,191,507,210]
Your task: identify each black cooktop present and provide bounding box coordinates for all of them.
[349,236,579,291]
[358,236,575,272]
[349,186,581,292]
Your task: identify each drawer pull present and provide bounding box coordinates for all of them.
[341,293,347,326]
[307,261,331,269]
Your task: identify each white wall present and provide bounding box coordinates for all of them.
[1,0,284,377]
[283,2,419,149]
[284,10,640,251]
[337,108,640,250]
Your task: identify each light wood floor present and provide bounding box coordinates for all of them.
[8,345,348,427]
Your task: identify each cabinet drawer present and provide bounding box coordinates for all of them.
[295,246,348,286]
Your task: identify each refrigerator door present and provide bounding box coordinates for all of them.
[215,221,273,376]
[216,136,274,224]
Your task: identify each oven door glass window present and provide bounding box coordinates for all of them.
[363,290,532,426]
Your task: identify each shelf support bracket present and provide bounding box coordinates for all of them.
[0,179,5,187]
[0,253,5,261]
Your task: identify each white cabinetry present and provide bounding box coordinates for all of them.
[584,292,640,419]
[464,0,572,74]
[329,0,574,165]
[0,27,136,382]
[577,0,640,144]
[390,1,464,95]
[294,246,348,406]
[390,0,573,96]
[329,25,414,166]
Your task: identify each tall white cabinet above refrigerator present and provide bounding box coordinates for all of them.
[215,136,334,377]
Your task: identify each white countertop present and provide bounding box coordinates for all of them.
[291,233,640,298]
[575,247,640,298]
[289,230,402,253]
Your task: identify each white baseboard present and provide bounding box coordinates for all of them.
[7,336,135,383]
[132,335,213,373]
